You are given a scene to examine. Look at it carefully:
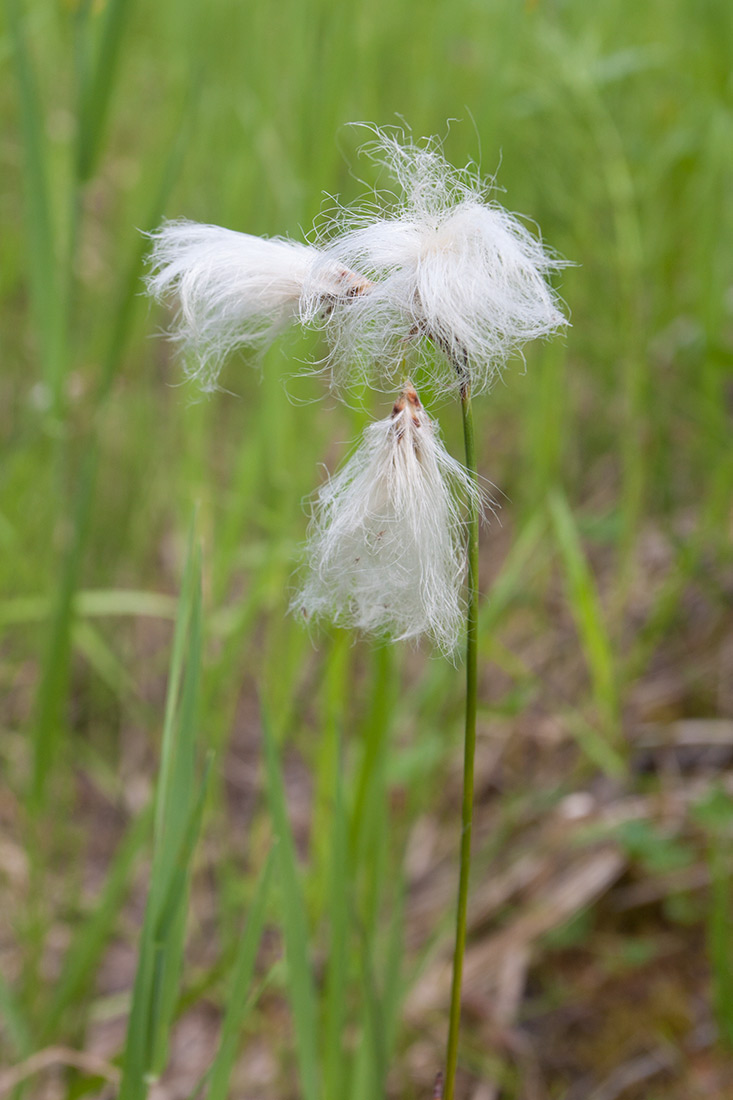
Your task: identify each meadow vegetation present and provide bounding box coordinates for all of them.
[1,1,732,1097]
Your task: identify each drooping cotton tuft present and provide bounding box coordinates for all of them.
[302,129,568,394]
[147,219,369,391]
[294,384,483,653]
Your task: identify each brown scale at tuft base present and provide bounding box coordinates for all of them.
[392,383,423,429]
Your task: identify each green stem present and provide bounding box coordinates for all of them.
[444,383,479,1100]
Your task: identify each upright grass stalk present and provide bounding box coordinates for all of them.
[119,531,208,1099]
[444,384,479,1100]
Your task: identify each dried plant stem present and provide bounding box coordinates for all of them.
[444,383,479,1100]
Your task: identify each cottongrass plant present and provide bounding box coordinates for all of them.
[148,127,566,1099]
[302,128,567,395]
[301,133,566,1097]
[295,383,482,654]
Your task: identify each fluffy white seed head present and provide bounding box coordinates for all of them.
[147,219,369,391]
[302,130,568,395]
[294,384,483,653]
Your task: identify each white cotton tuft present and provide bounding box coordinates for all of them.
[302,129,569,395]
[146,219,369,391]
[294,384,483,654]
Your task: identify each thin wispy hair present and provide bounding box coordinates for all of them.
[146,219,368,391]
[294,385,484,653]
[302,128,569,395]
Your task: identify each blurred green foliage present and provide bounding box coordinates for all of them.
[1,0,732,1096]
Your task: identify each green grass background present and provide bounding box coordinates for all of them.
[1,0,732,1097]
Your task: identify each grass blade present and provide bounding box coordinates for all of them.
[322,671,350,1099]
[351,928,388,1100]
[153,522,200,847]
[77,0,137,182]
[119,531,207,1099]
[5,0,60,397]
[548,490,620,732]
[98,84,197,403]
[262,709,320,1100]
[0,974,32,1059]
[30,447,97,811]
[206,851,275,1100]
